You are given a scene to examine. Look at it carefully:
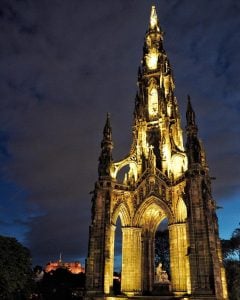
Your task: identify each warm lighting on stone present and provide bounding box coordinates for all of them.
[148,87,158,116]
[140,202,166,231]
[146,48,158,70]
[221,267,228,299]
[121,227,142,294]
[86,5,228,299]
[171,154,187,179]
[150,5,158,30]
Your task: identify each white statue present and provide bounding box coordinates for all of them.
[155,263,170,283]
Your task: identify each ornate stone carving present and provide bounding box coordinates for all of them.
[86,6,228,300]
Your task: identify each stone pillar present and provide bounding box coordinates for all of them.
[85,222,105,294]
[121,227,142,295]
[104,224,116,294]
[169,223,190,295]
[142,233,155,292]
[208,214,228,299]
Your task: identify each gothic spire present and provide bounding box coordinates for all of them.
[185,96,205,167]
[102,112,112,144]
[186,95,197,127]
[143,5,163,61]
[130,5,186,178]
[98,113,113,178]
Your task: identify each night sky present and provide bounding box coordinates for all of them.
[0,0,239,267]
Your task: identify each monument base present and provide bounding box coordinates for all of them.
[152,282,172,296]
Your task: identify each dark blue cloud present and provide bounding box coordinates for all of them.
[0,0,239,265]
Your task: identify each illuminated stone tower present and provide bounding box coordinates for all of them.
[85,6,228,300]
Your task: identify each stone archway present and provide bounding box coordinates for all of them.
[136,199,168,293]
[109,196,191,296]
[131,196,190,295]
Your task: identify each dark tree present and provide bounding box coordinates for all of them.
[231,226,240,261]
[40,268,85,299]
[222,225,240,261]
[224,260,240,300]
[0,235,33,299]
[221,223,240,300]
[222,239,234,260]
[155,229,170,275]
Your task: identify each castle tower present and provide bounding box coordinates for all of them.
[85,6,228,299]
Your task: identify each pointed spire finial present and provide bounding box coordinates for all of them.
[138,66,142,80]
[150,5,158,29]
[186,95,196,127]
[103,112,112,142]
[98,113,113,178]
[185,95,205,166]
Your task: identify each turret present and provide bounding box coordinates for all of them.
[186,95,197,131]
[98,113,113,178]
[185,96,207,168]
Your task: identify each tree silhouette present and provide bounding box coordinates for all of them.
[222,223,240,300]
[40,268,85,299]
[0,235,33,299]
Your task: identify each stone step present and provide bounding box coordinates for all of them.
[83,295,216,300]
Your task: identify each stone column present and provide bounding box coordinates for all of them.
[169,223,190,295]
[142,233,155,293]
[104,224,116,294]
[121,227,142,295]
[85,222,105,294]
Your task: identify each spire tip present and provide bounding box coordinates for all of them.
[186,95,196,127]
[150,5,158,29]
[187,95,192,108]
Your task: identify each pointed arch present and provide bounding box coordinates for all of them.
[171,153,187,179]
[112,202,131,227]
[133,196,174,228]
[111,157,138,182]
[175,197,187,223]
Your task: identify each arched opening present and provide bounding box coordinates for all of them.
[111,202,131,295]
[114,161,138,185]
[132,196,173,295]
[147,127,161,169]
[155,218,169,274]
[116,165,129,184]
[113,217,122,294]
[115,196,189,296]
[154,218,171,295]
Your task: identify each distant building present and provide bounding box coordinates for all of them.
[45,255,85,274]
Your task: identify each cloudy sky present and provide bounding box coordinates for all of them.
[0,0,239,267]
